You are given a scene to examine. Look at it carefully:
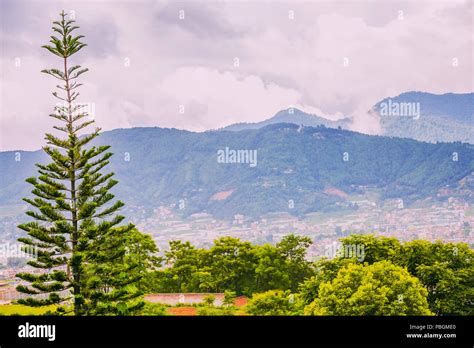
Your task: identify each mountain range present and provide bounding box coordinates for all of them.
[1,122,473,220]
[377,92,473,144]
[222,92,474,144]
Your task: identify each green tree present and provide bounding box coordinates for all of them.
[339,234,401,264]
[340,236,474,315]
[82,228,160,315]
[298,257,354,307]
[276,234,314,291]
[398,240,474,315]
[253,235,314,292]
[304,261,432,316]
[204,237,257,295]
[16,11,153,315]
[246,290,298,316]
[254,244,290,291]
[157,240,202,292]
[153,235,315,295]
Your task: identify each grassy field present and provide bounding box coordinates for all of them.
[0,303,246,316]
[0,299,248,316]
[0,304,56,315]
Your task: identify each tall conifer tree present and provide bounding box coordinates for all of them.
[15,11,151,315]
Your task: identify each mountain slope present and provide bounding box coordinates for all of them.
[375,92,474,143]
[1,124,473,220]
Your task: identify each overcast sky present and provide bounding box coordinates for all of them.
[0,0,472,151]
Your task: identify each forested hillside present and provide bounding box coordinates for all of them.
[1,124,473,220]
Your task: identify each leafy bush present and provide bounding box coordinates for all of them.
[197,307,235,316]
[246,290,299,316]
[138,302,168,316]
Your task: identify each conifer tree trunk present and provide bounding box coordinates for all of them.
[64,51,80,315]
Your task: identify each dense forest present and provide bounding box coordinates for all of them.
[2,123,473,220]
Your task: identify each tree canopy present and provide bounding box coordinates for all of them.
[304,261,432,316]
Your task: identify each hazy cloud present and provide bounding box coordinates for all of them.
[0,0,472,150]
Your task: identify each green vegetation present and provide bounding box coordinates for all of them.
[15,11,157,316]
[2,234,472,316]
[197,307,235,316]
[92,124,474,219]
[2,122,473,221]
[223,290,237,307]
[338,235,474,315]
[246,290,298,316]
[0,304,57,316]
[137,302,168,316]
[304,261,432,315]
[150,234,314,296]
[141,234,473,316]
[202,294,216,307]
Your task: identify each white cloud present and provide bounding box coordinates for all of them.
[143,66,304,130]
[0,0,472,150]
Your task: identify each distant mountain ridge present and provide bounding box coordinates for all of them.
[375,92,473,124]
[221,92,474,144]
[1,123,473,220]
[376,92,473,144]
[221,108,351,131]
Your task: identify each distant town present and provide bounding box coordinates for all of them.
[1,177,472,304]
[133,196,472,260]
